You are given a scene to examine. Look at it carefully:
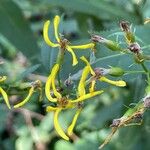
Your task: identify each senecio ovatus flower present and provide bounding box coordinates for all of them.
[45,63,103,140]
[0,76,11,109]
[45,55,126,140]
[80,56,126,87]
[43,15,95,66]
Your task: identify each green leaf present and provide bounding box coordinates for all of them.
[42,0,139,22]
[0,0,40,61]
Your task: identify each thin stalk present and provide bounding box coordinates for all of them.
[56,48,65,87]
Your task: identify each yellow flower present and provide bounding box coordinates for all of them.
[78,66,90,97]
[0,76,11,109]
[43,15,95,66]
[46,98,78,140]
[80,56,126,87]
[14,80,42,108]
[46,88,103,140]
[45,64,62,102]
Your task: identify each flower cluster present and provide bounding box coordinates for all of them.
[43,15,126,140]
[0,15,130,145]
[1,15,150,150]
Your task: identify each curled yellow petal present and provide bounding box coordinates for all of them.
[70,90,103,103]
[80,56,95,75]
[99,76,126,87]
[45,75,57,102]
[89,80,96,93]
[0,87,11,109]
[54,108,69,141]
[54,15,61,43]
[43,20,59,47]
[78,66,90,97]
[46,106,58,112]
[51,64,62,98]
[70,43,95,49]
[45,64,60,102]
[67,109,82,136]
[66,46,78,66]
[14,87,34,108]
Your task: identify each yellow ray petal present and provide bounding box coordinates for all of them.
[66,46,78,66]
[54,15,61,43]
[45,64,60,102]
[51,64,62,98]
[52,79,62,98]
[70,43,95,49]
[67,109,82,136]
[78,66,90,97]
[0,87,11,109]
[89,80,96,93]
[99,76,126,87]
[45,75,57,102]
[54,108,69,141]
[80,56,95,75]
[14,87,34,108]
[0,76,7,82]
[46,106,58,112]
[43,20,59,47]
[70,90,103,103]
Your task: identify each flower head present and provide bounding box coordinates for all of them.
[45,63,104,140]
[80,56,126,87]
[43,15,95,66]
[46,97,78,140]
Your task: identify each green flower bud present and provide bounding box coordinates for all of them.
[120,21,135,44]
[91,34,122,51]
[109,67,124,77]
[106,40,123,51]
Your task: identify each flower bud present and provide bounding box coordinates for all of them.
[91,34,122,51]
[120,21,130,32]
[108,67,124,77]
[120,21,135,44]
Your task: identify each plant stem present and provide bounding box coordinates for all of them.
[56,48,65,87]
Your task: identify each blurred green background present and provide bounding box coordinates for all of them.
[0,0,150,150]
